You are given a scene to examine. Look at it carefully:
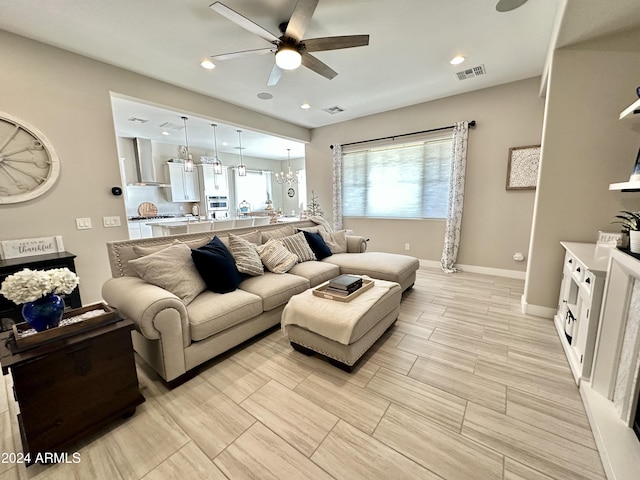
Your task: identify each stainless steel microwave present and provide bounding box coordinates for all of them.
[207,195,229,211]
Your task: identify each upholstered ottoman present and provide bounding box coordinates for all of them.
[281,278,402,371]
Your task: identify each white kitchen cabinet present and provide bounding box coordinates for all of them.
[198,164,228,196]
[167,162,201,202]
[127,222,142,239]
[554,242,609,384]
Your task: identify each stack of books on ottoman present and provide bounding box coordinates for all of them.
[325,274,363,296]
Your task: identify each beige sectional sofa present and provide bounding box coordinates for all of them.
[102,220,419,383]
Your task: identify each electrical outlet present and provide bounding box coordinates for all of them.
[404,243,410,251]
[75,218,92,230]
[103,216,121,227]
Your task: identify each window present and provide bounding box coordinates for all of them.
[234,170,273,212]
[342,135,452,219]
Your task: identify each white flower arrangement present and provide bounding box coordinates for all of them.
[0,268,79,305]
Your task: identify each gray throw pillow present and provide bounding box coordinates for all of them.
[281,232,316,262]
[229,234,264,276]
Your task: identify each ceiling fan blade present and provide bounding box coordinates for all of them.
[303,35,370,52]
[211,47,274,61]
[210,2,279,43]
[284,0,319,42]
[267,64,283,86]
[301,52,337,80]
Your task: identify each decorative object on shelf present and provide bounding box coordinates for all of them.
[238,199,250,214]
[629,147,640,182]
[506,144,541,190]
[0,112,61,204]
[276,148,298,186]
[0,267,79,332]
[181,116,194,172]
[597,231,625,248]
[308,190,323,216]
[613,210,640,253]
[236,129,247,176]
[0,235,65,260]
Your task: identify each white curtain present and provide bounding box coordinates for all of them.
[441,121,469,273]
[332,144,343,230]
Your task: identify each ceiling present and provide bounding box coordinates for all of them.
[2,1,639,158]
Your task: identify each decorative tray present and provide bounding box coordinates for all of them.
[312,278,374,302]
[11,302,119,352]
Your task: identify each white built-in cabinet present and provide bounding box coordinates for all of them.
[554,242,609,384]
[198,164,228,196]
[166,162,200,202]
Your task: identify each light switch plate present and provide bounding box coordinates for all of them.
[75,218,92,230]
[103,216,121,227]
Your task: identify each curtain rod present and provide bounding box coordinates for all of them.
[330,120,476,149]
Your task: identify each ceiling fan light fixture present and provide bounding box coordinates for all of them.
[275,45,302,70]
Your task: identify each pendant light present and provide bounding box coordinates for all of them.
[276,149,298,185]
[237,129,246,177]
[211,123,222,174]
[181,116,194,172]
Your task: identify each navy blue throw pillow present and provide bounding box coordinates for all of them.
[302,230,332,260]
[191,236,243,293]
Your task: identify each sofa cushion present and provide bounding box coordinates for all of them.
[219,229,261,248]
[191,236,243,293]
[320,230,348,254]
[187,289,263,341]
[129,242,206,305]
[281,232,316,262]
[239,272,309,311]
[229,234,264,276]
[288,261,340,288]
[261,225,295,243]
[323,252,419,285]
[256,239,298,274]
[302,230,332,260]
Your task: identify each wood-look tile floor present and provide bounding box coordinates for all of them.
[1,267,606,480]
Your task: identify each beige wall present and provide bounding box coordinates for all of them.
[524,28,640,312]
[306,78,544,272]
[0,30,309,305]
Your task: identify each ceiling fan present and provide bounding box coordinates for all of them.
[209,0,370,86]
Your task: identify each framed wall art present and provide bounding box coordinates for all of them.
[506,144,541,190]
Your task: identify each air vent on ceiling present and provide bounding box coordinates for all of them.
[158,121,185,130]
[455,64,486,81]
[323,105,345,115]
[128,117,148,123]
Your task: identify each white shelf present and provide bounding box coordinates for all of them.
[609,180,640,191]
[620,98,640,121]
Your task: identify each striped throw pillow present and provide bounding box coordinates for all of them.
[257,239,297,274]
[281,232,316,262]
[229,234,264,276]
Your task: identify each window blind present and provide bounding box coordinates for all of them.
[342,137,452,219]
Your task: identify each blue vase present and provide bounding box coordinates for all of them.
[22,293,65,332]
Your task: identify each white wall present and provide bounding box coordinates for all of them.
[524,28,640,311]
[0,30,309,305]
[306,78,544,272]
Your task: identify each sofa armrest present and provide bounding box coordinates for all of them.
[102,276,190,349]
[346,235,368,253]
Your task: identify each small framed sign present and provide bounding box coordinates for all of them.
[506,145,541,190]
[0,236,65,260]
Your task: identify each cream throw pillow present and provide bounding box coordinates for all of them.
[129,242,206,305]
[229,234,264,276]
[256,239,298,274]
[281,232,316,262]
[320,230,348,254]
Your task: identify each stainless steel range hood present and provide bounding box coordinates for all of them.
[128,138,169,186]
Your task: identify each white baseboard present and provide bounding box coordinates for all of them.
[520,297,555,319]
[419,259,525,280]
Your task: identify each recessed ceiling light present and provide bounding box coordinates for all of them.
[257,92,273,100]
[300,103,311,110]
[161,131,170,136]
[222,142,228,146]
[450,56,465,65]
[200,60,215,70]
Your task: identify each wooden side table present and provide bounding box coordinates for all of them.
[0,318,144,462]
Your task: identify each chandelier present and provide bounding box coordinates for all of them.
[181,116,194,172]
[276,149,298,185]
